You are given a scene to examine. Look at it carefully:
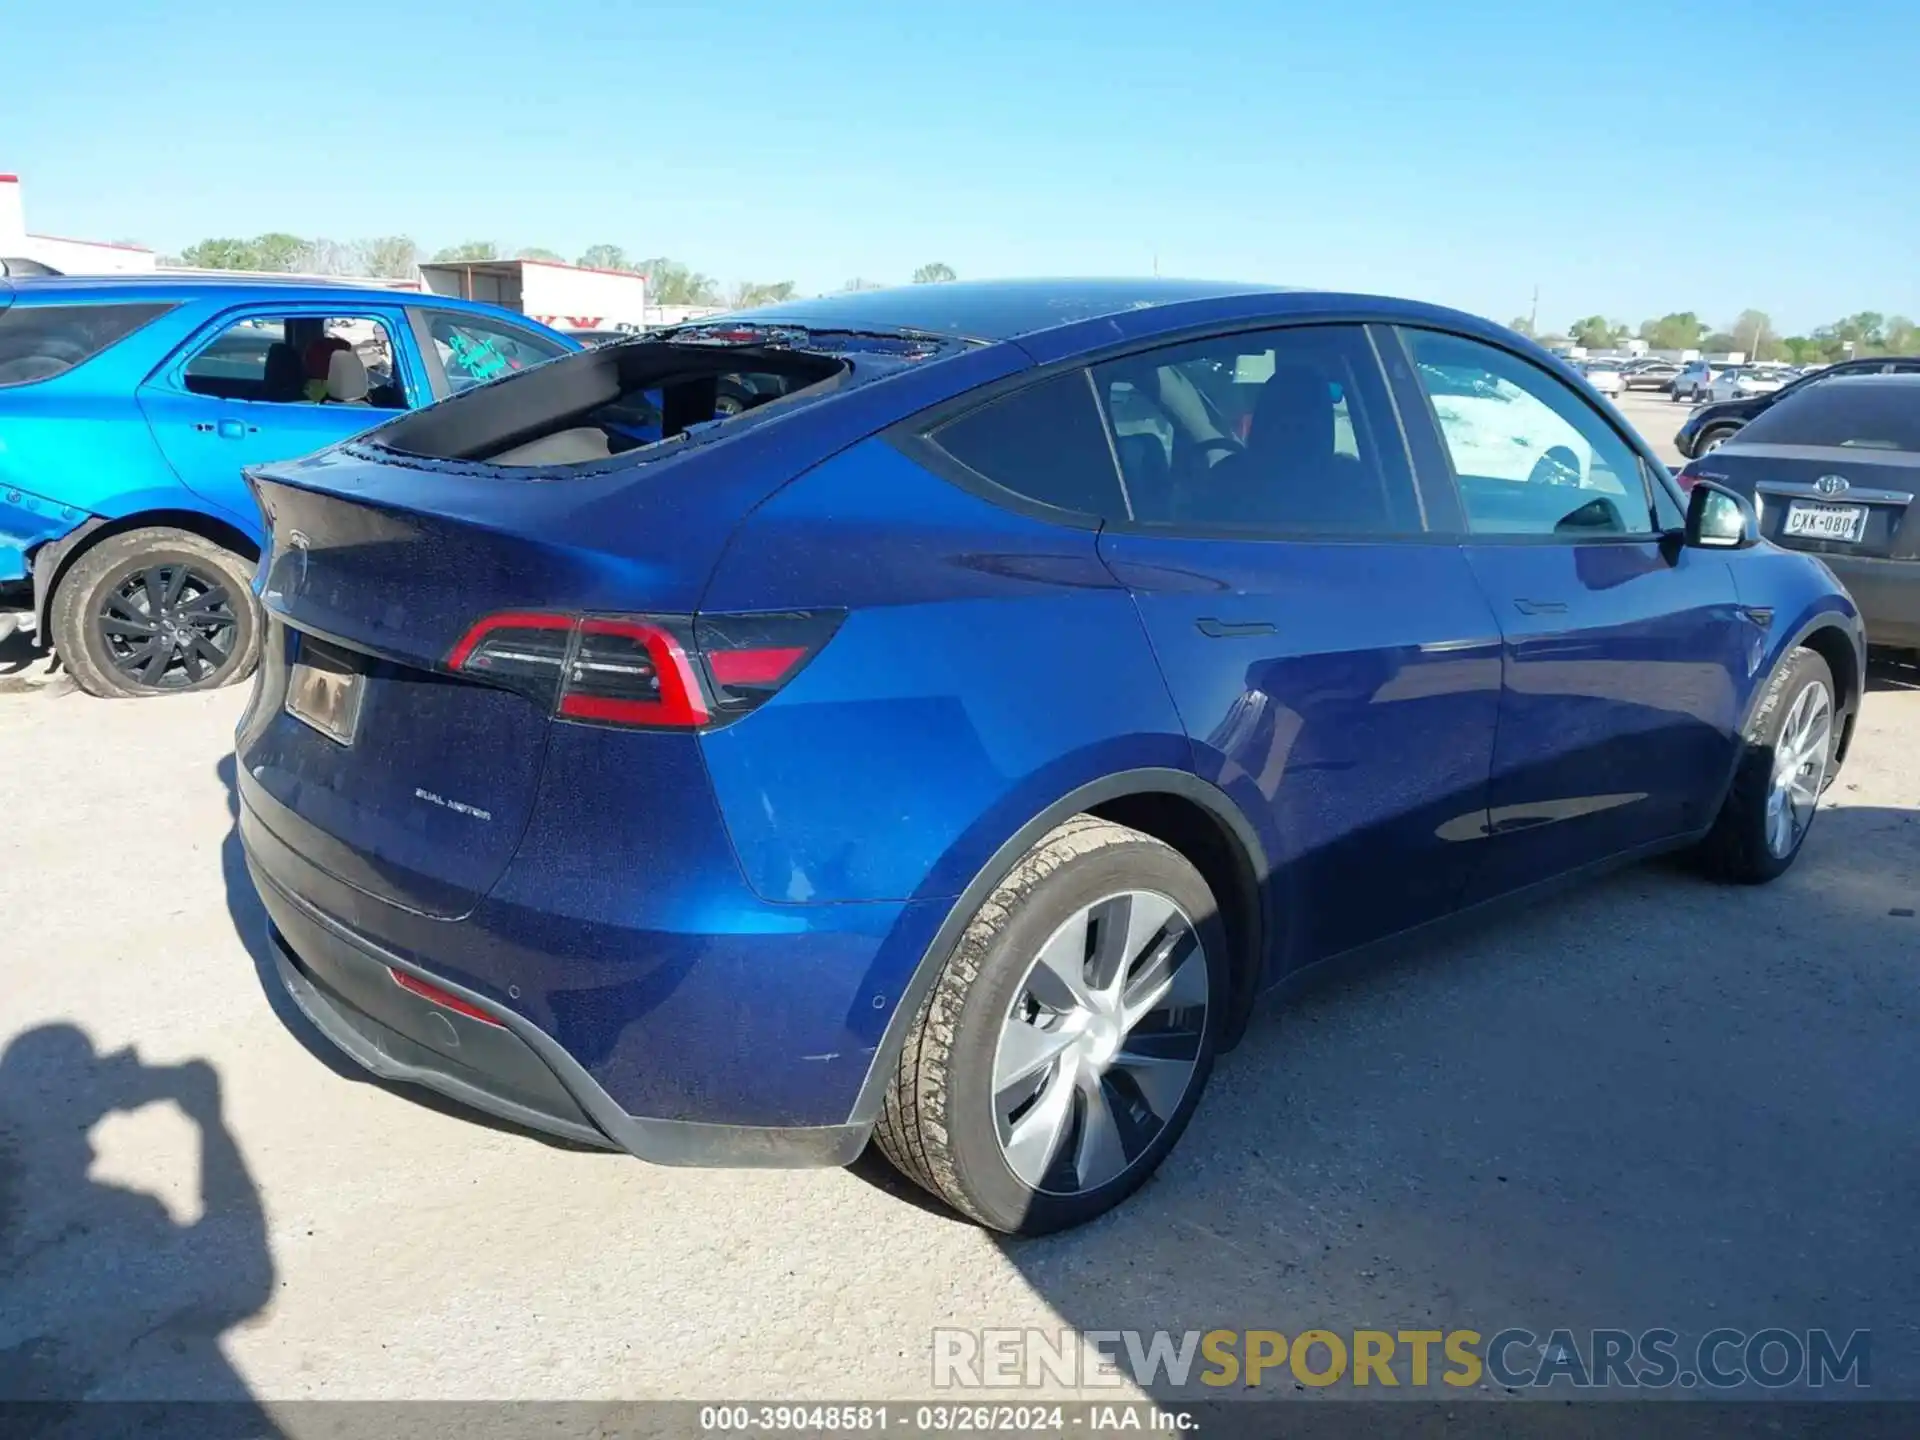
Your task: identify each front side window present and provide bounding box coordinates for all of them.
[1090,324,1421,535]
[424,311,568,393]
[182,314,407,408]
[0,302,173,387]
[1401,328,1653,538]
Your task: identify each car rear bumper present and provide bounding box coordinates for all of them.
[1821,554,1920,648]
[252,855,873,1167]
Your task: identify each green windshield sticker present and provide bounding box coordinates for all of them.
[447,330,511,382]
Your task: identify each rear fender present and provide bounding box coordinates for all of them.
[843,767,1269,1128]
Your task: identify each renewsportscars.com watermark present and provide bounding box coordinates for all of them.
[932,1327,1870,1391]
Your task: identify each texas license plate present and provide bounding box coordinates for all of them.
[1783,502,1867,543]
[285,641,365,745]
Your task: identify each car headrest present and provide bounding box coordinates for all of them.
[1249,365,1336,461]
[326,349,370,404]
[263,342,305,401]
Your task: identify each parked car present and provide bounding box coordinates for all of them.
[1623,360,1681,391]
[0,275,575,696]
[1670,359,1732,402]
[1703,365,1793,405]
[1578,360,1624,397]
[239,279,1863,1234]
[1674,354,1920,458]
[1679,373,1920,655]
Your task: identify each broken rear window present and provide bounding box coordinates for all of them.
[371,338,851,467]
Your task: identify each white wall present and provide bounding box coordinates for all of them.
[0,174,157,275]
[22,234,156,275]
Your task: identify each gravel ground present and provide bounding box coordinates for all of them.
[3,384,1918,1409]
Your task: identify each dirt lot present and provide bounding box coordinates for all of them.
[3,383,1918,1406]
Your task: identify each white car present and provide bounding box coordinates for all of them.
[1704,366,1793,403]
[1579,361,1625,398]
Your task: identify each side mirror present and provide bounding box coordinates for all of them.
[1685,479,1761,549]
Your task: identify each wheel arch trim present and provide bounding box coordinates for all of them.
[1776,613,1865,767]
[32,509,260,642]
[1710,609,1866,819]
[844,766,1270,1129]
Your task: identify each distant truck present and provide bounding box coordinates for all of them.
[418,259,649,338]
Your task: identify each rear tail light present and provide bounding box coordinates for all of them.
[561,619,709,729]
[1674,467,1699,491]
[447,609,842,730]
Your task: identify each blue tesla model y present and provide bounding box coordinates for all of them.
[237,280,1864,1233]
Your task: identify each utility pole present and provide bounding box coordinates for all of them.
[1528,285,1539,334]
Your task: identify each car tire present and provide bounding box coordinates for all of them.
[874,815,1225,1234]
[51,527,260,699]
[1698,425,1737,453]
[1694,647,1837,884]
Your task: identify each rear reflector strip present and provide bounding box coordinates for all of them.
[389,967,504,1027]
[706,645,808,687]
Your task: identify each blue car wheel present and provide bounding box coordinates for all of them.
[875,816,1224,1235]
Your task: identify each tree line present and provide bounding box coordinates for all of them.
[165,233,959,307]
[1511,308,1919,364]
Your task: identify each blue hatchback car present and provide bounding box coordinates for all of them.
[237,280,1864,1233]
[0,274,573,695]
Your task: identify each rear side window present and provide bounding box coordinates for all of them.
[1091,324,1421,535]
[927,370,1127,520]
[1740,383,1920,452]
[182,314,408,408]
[0,302,172,387]
[424,310,569,393]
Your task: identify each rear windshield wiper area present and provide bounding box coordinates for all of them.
[371,340,851,468]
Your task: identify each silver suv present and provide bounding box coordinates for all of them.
[1671,360,1729,403]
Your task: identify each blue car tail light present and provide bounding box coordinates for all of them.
[446,609,843,730]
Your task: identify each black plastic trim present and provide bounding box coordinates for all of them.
[844,766,1270,1127]
[1700,610,1869,815]
[30,516,106,638]
[250,855,869,1168]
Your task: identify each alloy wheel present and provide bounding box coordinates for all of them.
[992,889,1209,1196]
[1766,681,1832,858]
[96,563,239,690]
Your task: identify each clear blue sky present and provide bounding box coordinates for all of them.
[5,0,1916,334]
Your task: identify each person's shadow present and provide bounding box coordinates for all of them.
[0,1024,280,1437]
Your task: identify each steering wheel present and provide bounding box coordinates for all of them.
[1527,445,1583,487]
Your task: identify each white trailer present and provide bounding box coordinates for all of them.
[418,259,650,335]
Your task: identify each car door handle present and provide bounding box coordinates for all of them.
[1512,598,1569,616]
[217,418,257,440]
[1195,618,1276,638]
